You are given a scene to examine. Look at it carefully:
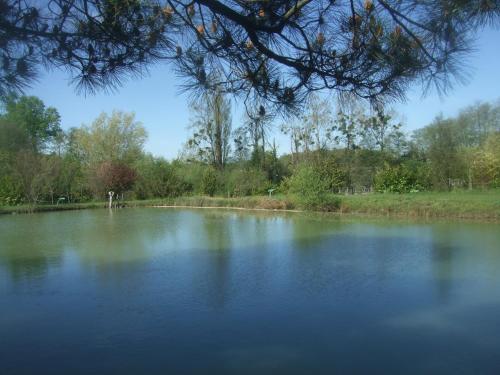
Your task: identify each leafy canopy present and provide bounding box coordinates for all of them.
[0,95,61,152]
[71,110,147,166]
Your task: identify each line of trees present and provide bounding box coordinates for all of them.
[1,94,499,207]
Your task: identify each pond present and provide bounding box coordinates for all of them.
[1,208,500,374]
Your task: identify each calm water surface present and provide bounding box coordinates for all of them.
[1,208,500,374]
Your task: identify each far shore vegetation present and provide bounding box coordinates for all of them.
[2,192,499,221]
[1,94,499,221]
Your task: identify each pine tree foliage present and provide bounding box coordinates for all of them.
[1,0,498,111]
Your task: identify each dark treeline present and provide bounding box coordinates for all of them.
[0,94,499,208]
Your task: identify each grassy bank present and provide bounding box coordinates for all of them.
[133,191,500,219]
[339,191,500,220]
[1,191,499,220]
[0,196,297,216]
[0,201,107,215]
[128,196,298,211]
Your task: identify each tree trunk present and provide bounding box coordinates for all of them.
[214,131,223,169]
[468,167,473,190]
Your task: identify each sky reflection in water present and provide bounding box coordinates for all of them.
[1,208,500,374]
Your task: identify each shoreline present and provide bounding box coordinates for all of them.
[150,205,303,213]
[1,192,499,221]
[149,204,500,223]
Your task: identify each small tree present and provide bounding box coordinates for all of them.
[93,161,137,199]
[360,109,403,152]
[134,156,191,199]
[72,111,147,167]
[13,151,46,206]
[414,117,464,190]
[473,132,500,188]
[226,167,269,197]
[281,117,310,163]
[185,89,232,169]
[313,155,348,194]
[303,94,334,152]
[374,162,430,193]
[333,109,362,151]
[3,96,62,153]
[0,151,22,205]
[242,104,273,168]
[284,165,340,211]
[201,167,218,197]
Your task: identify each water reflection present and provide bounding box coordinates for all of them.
[0,213,66,281]
[1,209,500,374]
[196,212,234,309]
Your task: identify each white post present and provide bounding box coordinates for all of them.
[108,191,114,209]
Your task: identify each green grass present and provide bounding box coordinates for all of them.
[0,196,297,215]
[0,201,107,215]
[339,190,500,220]
[126,196,297,211]
[2,190,499,220]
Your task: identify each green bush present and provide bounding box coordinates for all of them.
[201,167,218,196]
[0,174,22,206]
[285,165,329,196]
[313,155,348,193]
[374,163,429,193]
[225,167,270,196]
[284,165,341,211]
[134,156,191,199]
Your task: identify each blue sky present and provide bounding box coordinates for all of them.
[27,27,500,159]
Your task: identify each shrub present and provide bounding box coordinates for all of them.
[473,132,500,188]
[374,163,429,193]
[297,193,341,212]
[134,157,191,199]
[201,167,218,196]
[313,155,348,193]
[284,165,341,211]
[93,161,137,197]
[177,162,211,194]
[0,174,22,206]
[225,167,270,196]
[285,165,330,197]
